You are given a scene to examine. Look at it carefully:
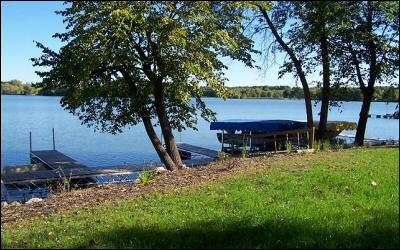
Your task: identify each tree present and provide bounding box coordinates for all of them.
[253,1,398,143]
[1,79,24,94]
[31,1,262,170]
[333,1,399,146]
[253,2,315,133]
[289,1,351,140]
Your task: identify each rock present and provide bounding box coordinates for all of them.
[25,198,43,204]
[11,201,21,206]
[1,201,9,208]
[155,167,168,173]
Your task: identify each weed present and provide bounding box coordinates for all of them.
[314,140,322,152]
[286,140,293,154]
[48,166,76,194]
[218,151,229,161]
[322,139,331,150]
[136,163,156,185]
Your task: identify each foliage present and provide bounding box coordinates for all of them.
[322,139,332,151]
[3,81,398,103]
[46,166,78,194]
[250,1,399,143]
[2,148,398,248]
[30,1,266,170]
[286,140,293,154]
[218,151,229,161]
[333,1,399,145]
[1,80,38,95]
[202,85,398,102]
[136,165,156,185]
[314,140,322,152]
[31,1,260,134]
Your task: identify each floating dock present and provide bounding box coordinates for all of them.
[2,147,217,187]
[368,113,398,119]
[1,128,219,202]
[177,142,219,159]
[30,150,87,170]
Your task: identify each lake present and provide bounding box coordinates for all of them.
[1,95,399,169]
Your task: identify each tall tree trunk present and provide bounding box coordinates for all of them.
[153,79,183,168]
[354,88,374,146]
[119,64,178,170]
[257,5,314,130]
[145,32,183,169]
[317,33,330,141]
[142,115,177,171]
[353,3,377,146]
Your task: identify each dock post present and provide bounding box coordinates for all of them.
[221,131,224,152]
[30,132,32,152]
[29,131,33,164]
[52,128,55,150]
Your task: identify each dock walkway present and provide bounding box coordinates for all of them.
[368,114,398,119]
[30,150,87,170]
[177,142,219,159]
[2,144,218,186]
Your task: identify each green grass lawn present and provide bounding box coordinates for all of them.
[1,147,399,249]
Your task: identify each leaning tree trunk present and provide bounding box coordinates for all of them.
[354,87,374,146]
[353,23,377,147]
[146,33,183,169]
[258,5,314,129]
[153,79,183,169]
[120,65,178,171]
[142,115,178,171]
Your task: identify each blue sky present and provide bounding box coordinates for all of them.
[1,1,298,87]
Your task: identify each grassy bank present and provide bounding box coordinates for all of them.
[1,147,399,249]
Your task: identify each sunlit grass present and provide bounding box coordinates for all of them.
[2,147,398,249]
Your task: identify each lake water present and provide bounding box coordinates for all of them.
[1,95,399,169]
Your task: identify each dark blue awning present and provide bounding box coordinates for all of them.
[210,119,308,133]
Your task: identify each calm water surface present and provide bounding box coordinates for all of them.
[1,95,399,168]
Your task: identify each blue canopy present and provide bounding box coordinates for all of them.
[210,119,308,133]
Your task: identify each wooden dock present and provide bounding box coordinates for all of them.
[30,150,87,170]
[2,145,217,186]
[2,129,220,202]
[177,142,219,159]
[368,114,398,119]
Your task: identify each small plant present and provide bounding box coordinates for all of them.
[218,151,229,161]
[286,140,293,154]
[314,140,322,152]
[332,140,345,150]
[136,163,156,185]
[49,166,75,194]
[242,138,248,159]
[322,139,331,151]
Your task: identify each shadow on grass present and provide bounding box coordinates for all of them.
[73,209,399,249]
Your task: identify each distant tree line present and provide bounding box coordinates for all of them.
[2,79,398,102]
[1,79,39,95]
[201,85,399,102]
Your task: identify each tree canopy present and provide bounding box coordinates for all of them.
[250,1,399,142]
[31,1,268,170]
